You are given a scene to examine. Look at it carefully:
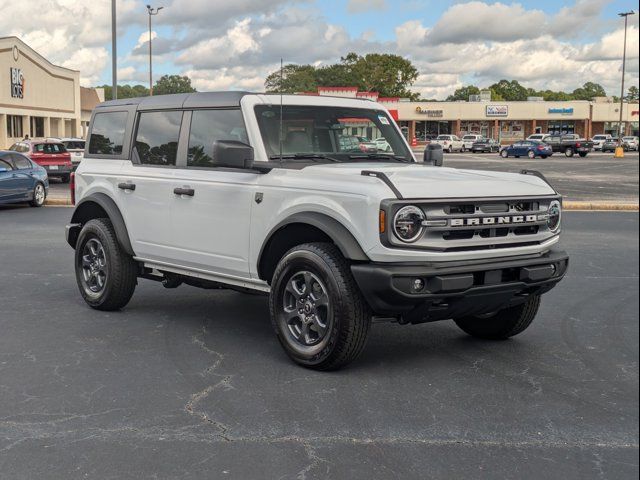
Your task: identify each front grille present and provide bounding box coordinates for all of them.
[389,197,559,252]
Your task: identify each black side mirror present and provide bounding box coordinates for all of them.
[423,143,444,167]
[212,140,254,169]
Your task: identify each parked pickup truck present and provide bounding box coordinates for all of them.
[543,134,593,157]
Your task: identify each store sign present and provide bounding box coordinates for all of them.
[10,68,24,99]
[548,107,574,115]
[415,107,443,118]
[486,105,508,117]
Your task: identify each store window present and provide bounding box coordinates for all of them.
[499,121,524,142]
[6,115,23,138]
[30,117,45,138]
[460,121,491,138]
[547,121,575,135]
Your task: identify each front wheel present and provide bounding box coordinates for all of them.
[75,218,137,311]
[454,295,541,340]
[269,243,371,370]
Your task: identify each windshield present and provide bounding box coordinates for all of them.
[593,135,607,140]
[254,105,412,162]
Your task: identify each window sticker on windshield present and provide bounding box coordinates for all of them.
[378,115,390,125]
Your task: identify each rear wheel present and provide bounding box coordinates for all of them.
[448,146,453,153]
[454,295,541,340]
[60,174,70,184]
[564,147,574,157]
[75,218,137,311]
[29,183,46,207]
[500,149,508,158]
[269,243,371,370]
[579,152,587,157]
[527,150,536,159]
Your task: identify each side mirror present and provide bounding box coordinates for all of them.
[423,143,444,167]
[212,140,254,169]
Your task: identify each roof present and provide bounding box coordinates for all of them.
[81,87,102,112]
[0,36,78,74]
[98,91,252,110]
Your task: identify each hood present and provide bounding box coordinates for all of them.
[301,163,555,199]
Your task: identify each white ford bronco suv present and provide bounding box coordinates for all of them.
[66,92,568,370]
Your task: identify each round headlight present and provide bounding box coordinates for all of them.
[547,200,561,233]
[393,206,425,242]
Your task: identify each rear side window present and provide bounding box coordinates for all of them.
[11,154,31,169]
[64,141,85,150]
[135,111,182,166]
[89,112,128,155]
[187,110,247,168]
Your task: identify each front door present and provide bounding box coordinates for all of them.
[169,109,257,279]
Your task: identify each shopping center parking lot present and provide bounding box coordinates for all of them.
[46,151,639,205]
[0,206,637,479]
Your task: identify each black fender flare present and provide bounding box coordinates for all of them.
[258,212,369,278]
[68,193,135,256]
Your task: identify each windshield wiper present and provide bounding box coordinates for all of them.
[348,153,411,163]
[269,153,341,163]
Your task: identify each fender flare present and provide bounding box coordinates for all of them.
[258,212,369,278]
[68,193,135,256]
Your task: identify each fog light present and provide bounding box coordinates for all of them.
[412,278,425,292]
[550,264,557,275]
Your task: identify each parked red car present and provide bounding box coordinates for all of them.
[9,140,73,183]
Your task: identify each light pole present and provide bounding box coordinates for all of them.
[146,5,163,96]
[617,11,635,144]
[111,0,117,100]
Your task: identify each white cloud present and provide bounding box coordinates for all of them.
[347,0,387,13]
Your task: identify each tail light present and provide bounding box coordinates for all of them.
[537,145,545,150]
[70,172,76,205]
[576,142,581,148]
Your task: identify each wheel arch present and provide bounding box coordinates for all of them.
[67,193,135,256]
[257,212,369,283]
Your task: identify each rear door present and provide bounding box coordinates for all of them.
[117,109,183,263]
[0,157,17,200]
[6,154,33,199]
[169,109,258,278]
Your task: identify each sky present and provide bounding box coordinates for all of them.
[1,0,638,99]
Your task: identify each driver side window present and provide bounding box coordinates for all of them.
[187,109,247,168]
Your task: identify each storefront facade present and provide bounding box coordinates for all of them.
[1,37,82,148]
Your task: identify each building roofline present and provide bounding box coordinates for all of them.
[0,36,79,74]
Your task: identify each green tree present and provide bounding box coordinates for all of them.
[152,75,196,95]
[626,86,639,102]
[571,82,606,100]
[446,85,480,101]
[488,79,529,101]
[98,84,150,100]
[264,52,419,99]
[265,64,319,93]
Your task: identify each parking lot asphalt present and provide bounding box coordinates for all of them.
[45,151,639,206]
[0,206,638,479]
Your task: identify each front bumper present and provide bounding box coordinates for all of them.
[351,250,569,323]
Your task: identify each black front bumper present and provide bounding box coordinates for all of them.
[351,250,569,323]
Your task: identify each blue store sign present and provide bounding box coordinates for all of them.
[548,107,574,115]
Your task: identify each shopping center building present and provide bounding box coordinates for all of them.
[307,87,640,144]
[0,37,92,149]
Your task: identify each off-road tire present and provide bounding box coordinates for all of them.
[269,242,371,370]
[454,295,541,340]
[75,218,137,311]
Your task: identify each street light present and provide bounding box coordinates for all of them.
[146,5,163,96]
[617,11,635,146]
[111,0,117,100]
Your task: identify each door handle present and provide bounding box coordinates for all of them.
[118,182,136,191]
[173,187,195,197]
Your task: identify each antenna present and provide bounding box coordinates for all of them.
[279,58,284,163]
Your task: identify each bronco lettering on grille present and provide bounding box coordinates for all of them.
[450,215,539,227]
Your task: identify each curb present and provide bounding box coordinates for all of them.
[45,198,72,206]
[563,201,639,211]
